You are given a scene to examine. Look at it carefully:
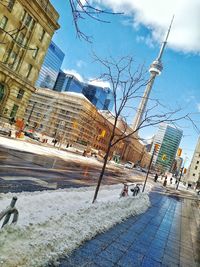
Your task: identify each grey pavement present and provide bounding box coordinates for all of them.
[56,191,200,267]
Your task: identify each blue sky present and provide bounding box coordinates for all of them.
[50,0,200,165]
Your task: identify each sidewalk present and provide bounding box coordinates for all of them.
[57,191,200,267]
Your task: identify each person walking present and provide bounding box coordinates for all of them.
[163,176,167,187]
[154,173,158,182]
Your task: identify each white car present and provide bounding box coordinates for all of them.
[124,161,134,169]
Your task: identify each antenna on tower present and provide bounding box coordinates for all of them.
[157,15,174,61]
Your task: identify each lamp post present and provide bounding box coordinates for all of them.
[142,143,159,192]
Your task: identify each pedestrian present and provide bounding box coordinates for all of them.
[154,173,158,182]
[163,176,167,187]
[120,184,129,197]
[131,184,140,196]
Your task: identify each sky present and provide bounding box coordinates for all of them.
[50,0,200,165]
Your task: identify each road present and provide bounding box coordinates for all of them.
[0,145,145,193]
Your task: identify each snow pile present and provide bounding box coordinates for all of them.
[0,185,150,267]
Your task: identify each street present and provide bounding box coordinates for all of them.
[0,144,145,193]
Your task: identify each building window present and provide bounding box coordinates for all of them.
[17,32,25,45]
[39,29,45,41]
[9,51,17,68]
[193,173,195,176]
[32,47,39,59]
[7,0,15,11]
[25,64,32,78]
[10,104,18,118]
[24,14,32,27]
[197,161,199,164]
[12,56,22,71]
[17,88,24,99]
[195,166,198,170]
[0,83,5,102]
[0,16,8,30]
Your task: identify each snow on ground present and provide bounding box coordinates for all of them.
[0,136,102,165]
[0,184,150,267]
[157,176,197,195]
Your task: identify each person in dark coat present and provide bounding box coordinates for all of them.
[163,176,167,187]
[154,173,158,182]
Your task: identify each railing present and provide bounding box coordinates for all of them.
[0,197,19,228]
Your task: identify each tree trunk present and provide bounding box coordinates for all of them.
[92,145,111,203]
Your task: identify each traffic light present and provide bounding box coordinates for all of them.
[154,144,160,152]
[162,154,167,161]
[177,148,182,157]
[100,129,106,138]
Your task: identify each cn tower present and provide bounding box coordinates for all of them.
[132,16,174,131]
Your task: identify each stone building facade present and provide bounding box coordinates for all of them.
[25,88,151,166]
[187,136,200,185]
[0,0,59,121]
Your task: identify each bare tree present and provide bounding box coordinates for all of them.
[91,55,194,203]
[69,0,122,42]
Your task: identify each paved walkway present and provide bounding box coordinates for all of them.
[57,191,200,267]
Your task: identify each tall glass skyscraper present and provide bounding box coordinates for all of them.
[82,84,114,110]
[151,123,183,171]
[54,72,83,93]
[36,41,65,89]
[54,72,114,111]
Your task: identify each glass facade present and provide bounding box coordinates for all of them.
[82,84,113,111]
[36,41,64,89]
[54,72,114,111]
[151,124,183,171]
[54,72,83,93]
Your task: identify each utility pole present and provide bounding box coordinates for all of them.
[142,143,159,192]
[27,102,36,124]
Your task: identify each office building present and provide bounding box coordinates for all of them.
[54,72,114,111]
[36,41,64,89]
[151,123,183,171]
[187,137,200,185]
[82,84,113,111]
[0,0,59,120]
[54,72,83,93]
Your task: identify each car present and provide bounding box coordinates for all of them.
[0,128,11,136]
[124,161,134,169]
[24,131,40,141]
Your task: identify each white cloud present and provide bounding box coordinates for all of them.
[63,69,110,88]
[88,78,110,88]
[63,69,84,82]
[136,35,155,48]
[92,0,200,53]
[76,60,86,68]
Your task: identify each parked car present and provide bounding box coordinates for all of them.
[24,131,40,141]
[124,161,134,169]
[0,128,11,136]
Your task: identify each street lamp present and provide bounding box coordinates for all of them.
[142,143,160,192]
